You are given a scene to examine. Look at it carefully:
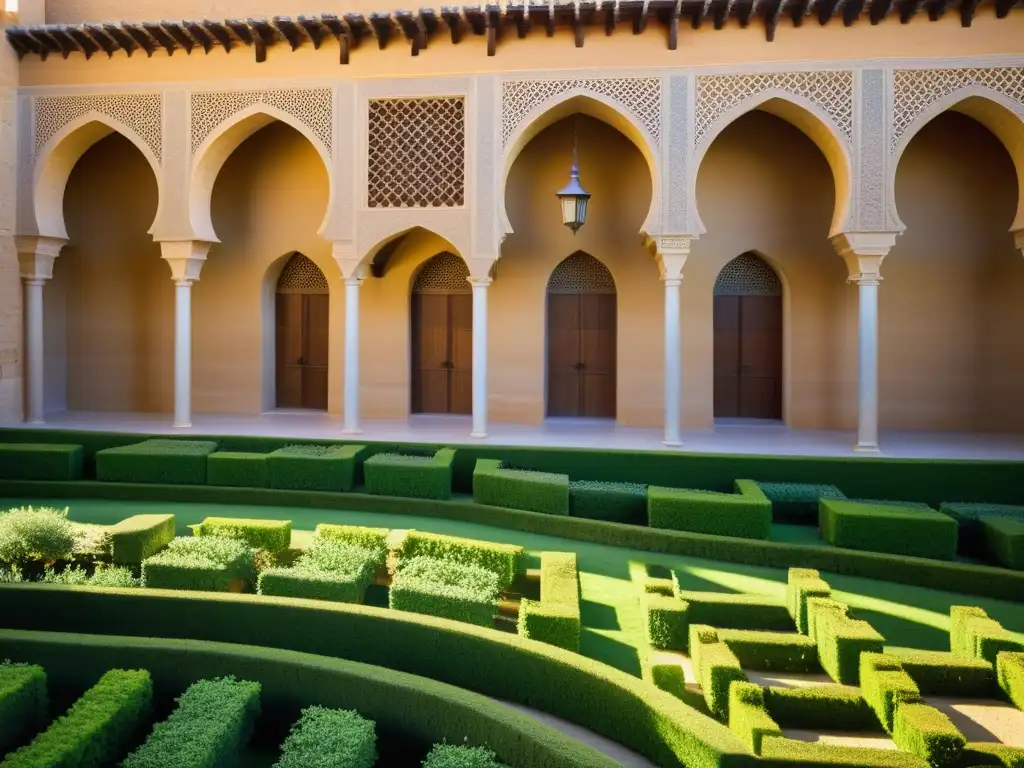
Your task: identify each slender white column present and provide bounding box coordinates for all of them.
[469,277,492,438]
[23,278,46,424]
[343,276,362,434]
[853,276,880,453]
[663,277,683,447]
[173,279,193,428]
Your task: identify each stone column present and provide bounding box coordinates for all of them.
[655,236,692,447]
[468,276,492,438]
[343,275,363,434]
[15,236,66,424]
[160,241,212,429]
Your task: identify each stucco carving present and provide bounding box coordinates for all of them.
[547,252,616,294]
[414,252,471,294]
[714,253,781,296]
[858,69,886,231]
[35,93,163,162]
[694,71,854,145]
[891,67,1024,150]
[277,253,328,293]
[666,76,690,234]
[501,77,661,148]
[190,88,333,156]
[474,77,498,256]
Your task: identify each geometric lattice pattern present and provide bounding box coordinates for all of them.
[695,71,854,145]
[891,67,1024,150]
[714,253,781,296]
[190,88,333,156]
[547,252,616,295]
[277,253,328,293]
[35,93,163,162]
[413,252,470,294]
[367,97,465,208]
[502,77,661,148]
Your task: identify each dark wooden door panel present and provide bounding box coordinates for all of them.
[449,370,472,415]
[714,375,740,418]
[739,376,779,420]
[411,292,473,414]
[302,366,329,411]
[582,372,615,418]
[547,372,580,417]
[714,292,782,420]
[304,294,330,368]
[547,294,581,417]
[276,293,304,409]
[448,294,473,415]
[713,296,740,377]
[580,293,616,418]
[740,295,782,379]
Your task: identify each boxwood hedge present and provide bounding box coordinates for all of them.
[206,452,268,488]
[273,706,377,768]
[364,449,455,500]
[0,443,83,481]
[96,439,219,485]
[517,551,581,652]
[0,662,48,757]
[998,651,1024,711]
[473,459,569,516]
[820,499,958,561]
[191,516,292,553]
[266,444,367,492]
[390,556,501,627]
[142,536,255,592]
[108,514,176,565]
[398,530,524,589]
[648,481,772,540]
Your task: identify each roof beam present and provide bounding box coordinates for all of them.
[83,24,118,56]
[203,20,235,51]
[67,26,100,58]
[842,0,867,24]
[183,21,214,53]
[869,0,894,22]
[273,16,305,50]
[159,21,194,54]
[369,12,394,49]
[763,0,784,38]
[816,0,841,23]
[995,0,1019,16]
[122,23,156,56]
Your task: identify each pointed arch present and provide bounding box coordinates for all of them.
[501,93,661,238]
[363,226,466,280]
[890,89,1024,233]
[33,113,163,240]
[190,104,333,243]
[713,251,783,296]
[412,251,471,294]
[692,91,854,237]
[547,250,617,294]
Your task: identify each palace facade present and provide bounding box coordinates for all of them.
[0,0,1022,452]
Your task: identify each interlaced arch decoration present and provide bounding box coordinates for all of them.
[277,253,328,294]
[35,94,163,163]
[547,252,616,295]
[714,253,782,296]
[413,252,471,294]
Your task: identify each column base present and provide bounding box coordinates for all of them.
[25,418,45,425]
[172,421,192,429]
[853,442,880,454]
[662,439,683,448]
[470,431,488,439]
[341,428,363,436]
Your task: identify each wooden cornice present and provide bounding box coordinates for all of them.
[5,0,1019,62]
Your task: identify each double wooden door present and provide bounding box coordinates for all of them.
[411,293,472,414]
[276,293,329,410]
[547,293,616,418]
[713,294,782,419]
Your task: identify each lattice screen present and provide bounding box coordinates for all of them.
[413,252,470,294]
[277,253,329,294]
[714,253,781,296]
[35,94,163,161]
[367,97,465,208]
[547,252,616,295]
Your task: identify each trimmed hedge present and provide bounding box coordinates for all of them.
[891,649,996,697]
[122,676,261,768]
[142,536,255,592]
[981,516,1024,571]
[689,625,721,690]
[964,743,1024,768]
[646,590,793,653]
[266,444,367,492]
[258,540,378,604]
[787,568,831,635]
[940,502,1024,560]
[96,439,219,485]
[569,480,647,525]
[698,643,747,720]
[473,459,570,516]
[518,552,581,652]
[390,556,501,627]
[0,663,48,757]
[818,612,885,686]
[727,682,780,754]
[192,516,292,553]
[423,745,508,768]
[763,684,880,732]
[0,443,83,481]
[998,651,1024,711]
[892,703,965,768]
[860,653,922,733]
[364,448,455,500]
[108,514,176,565]
[1,668,152,768]
[646,594,690,651]
[756,482,846,524]
[0,586,748,768]
[206,452,268,488]
[950,606,1024,665]
[760,735,929,768]
[648,481,772,540]
[820,499,958,561]
[273,706,376,768]
[398,530,524,589]
[715,629,819,673]
[806,597,850,644]
[315,524,390,568]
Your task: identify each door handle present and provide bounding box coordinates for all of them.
[297,356,305,366]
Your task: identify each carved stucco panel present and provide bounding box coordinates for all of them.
[858,69,886,231]
[35,93,163,162]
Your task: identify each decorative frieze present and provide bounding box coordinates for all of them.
[34,94,163,162]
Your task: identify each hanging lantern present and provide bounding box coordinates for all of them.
[556,117,591,235]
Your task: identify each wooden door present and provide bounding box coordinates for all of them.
[547,293,616,418]
[448,294,473,414]
[713,295,741,418]
[411,293,472,414]
[276,293,330,410]
[713,294,782,419]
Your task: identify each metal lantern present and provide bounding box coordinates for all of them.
[556,118,590,235]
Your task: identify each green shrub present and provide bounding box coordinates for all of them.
[0,662,48,757]
[96,439,219,485]
[0,506,78,565]
[390,556,501,627]
[364,449,454,500]
[806,596,848,644]
[142,536,255,592]
[108,514,175,565]
[0,565,22,583]
[645,659,689,703]
[860,653,922,732]
[715,629,820,672]
[2,668,152,768]
[818,613,885,685]
[787,568,831,634]
[266,444,367,492]
[645,594,689,650]
[850,499,934,510]
[760,734,929,768]
[699,642,747,720]
[764,684,879,731]
[206,452,268,488]
[258,540,378,604]
[472,459,570,516]
[950,606,1024,665]
[688,625,720,687]
[756,482,846,524]
[940,502,1024,560]
[981,516,1024,570]
[273,706,376,768]
[998,651,1024,711]
[517,552,580,652]
[89,565,142,589]
[192,516,292,553]
[41,565,90,585]
[123,676,261,768]
[422,744,509,768]
[964,743,1024,768]
[569,480,647,524]
[892,702,966,768]
[727,682,781,754]
[660,587,792,650]
[820,499,958,561]
[648,481,772,540]
[891,648,996,697]
[315,524,389,569]
[398,530,523,589]
[0,443,83,481]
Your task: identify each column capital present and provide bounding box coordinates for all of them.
[651,234,695,282]
[332,240,369,280]
[467,276,493,288]
[159,239,213,283]
[830,231,898,283]
[344,275,365,288]
[16,235,67,281]
[466,255,498,281]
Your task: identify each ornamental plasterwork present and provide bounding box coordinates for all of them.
[547,252,616,295]
[891,67,1024,151]
[501,77,662,148]
[694,71,854,146]
[34,93,163,162]
[414,252,471,294]
[190,87,333,156]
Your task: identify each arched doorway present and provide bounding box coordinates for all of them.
[713,253,783,420]
[410,252,472,415]
[546,252,617,418]
[275,253,329,410]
